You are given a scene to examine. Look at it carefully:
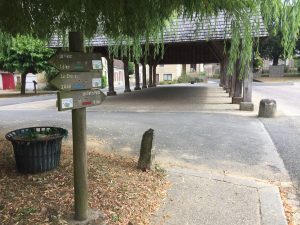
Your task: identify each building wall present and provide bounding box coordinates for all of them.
[101,57,125,87]
[156,64,182,81]
[0,74,3,89]
[0,72,16,90]
[114,68,124,86]
[203,63,220,77]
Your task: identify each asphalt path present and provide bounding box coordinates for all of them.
[0,94,55,107]
[0,83,289,183]
[253,82,300,194]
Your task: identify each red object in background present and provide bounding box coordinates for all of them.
[2,73,15,90]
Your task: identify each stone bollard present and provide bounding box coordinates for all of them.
[138,129,155,171]
[258,99,277,118]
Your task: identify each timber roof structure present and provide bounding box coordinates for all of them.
[89,13,267,46]
[50,13,268,64]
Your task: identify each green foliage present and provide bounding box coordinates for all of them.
[260,30,283,63]
[101,73,108,88]
[44,66,59,90]
[178,74,194,83]
[128,62,135,75]
[0,35,54,75]
[159,79,178,85]
[177,72,207,83]
[0,1,299,80]
[253,53,263,72]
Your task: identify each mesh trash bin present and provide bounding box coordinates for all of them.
[5,127,68,174]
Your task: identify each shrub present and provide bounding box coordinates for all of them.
[101,74,108,88]
[178,74,193,83]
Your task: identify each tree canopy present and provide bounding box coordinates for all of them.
[0,35,54,94]
[0,0,299,77]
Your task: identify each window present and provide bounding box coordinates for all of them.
[163,74,172,81]
[190,64,196,72]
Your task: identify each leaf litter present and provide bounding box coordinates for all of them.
[0,138,169,225]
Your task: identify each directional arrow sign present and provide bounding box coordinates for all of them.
[49,51,103,72]
[50,72,102,91]
[57,89,106,111]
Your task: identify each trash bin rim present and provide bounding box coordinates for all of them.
[5,126,68,143]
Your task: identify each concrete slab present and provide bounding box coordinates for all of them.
[259,187,287,225]
[152,169,287,225]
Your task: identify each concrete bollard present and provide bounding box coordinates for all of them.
[258,99,277,118]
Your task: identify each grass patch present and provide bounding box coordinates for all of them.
[0,138,169,224]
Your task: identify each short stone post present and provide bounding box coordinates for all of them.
[138,129,155,171]
[258,99,277,118]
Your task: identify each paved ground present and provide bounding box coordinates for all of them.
[253,82,300,223]
[0,82,294,225]
[152,168,287,225]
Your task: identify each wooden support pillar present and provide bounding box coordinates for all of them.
[152,63,157,87]
[243,65,253,102]
[107,57,116,96]
[148,64,153,87]
[69,31,88,221]
[226,76,232,94]
[134,62,141,90]
[229,67,237,97]
[182,64,187,75]
[240,63,254,111]
[232,61,243,104]
[142,63,147,89]
[223,55,230,92]
[123,58,131,93]
[219,61,225,87]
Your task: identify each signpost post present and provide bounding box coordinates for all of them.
[49,32,106,221]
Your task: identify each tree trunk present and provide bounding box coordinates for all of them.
[21,72,27,95]
[273,56,279,66]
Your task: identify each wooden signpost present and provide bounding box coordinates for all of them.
[49,51,103,72]
[57,89,106,111]
[49,50,106,111]
[48,32,106,222]
[51,72,102,91]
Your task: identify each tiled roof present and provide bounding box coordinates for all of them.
[50,13,267,47]
[114,59,124,69]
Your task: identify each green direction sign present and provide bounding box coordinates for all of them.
[49,51,103,72]
[50,72,102,91]
[57,89,106,111]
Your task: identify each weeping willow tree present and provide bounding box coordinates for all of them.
[0,0,299,78]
